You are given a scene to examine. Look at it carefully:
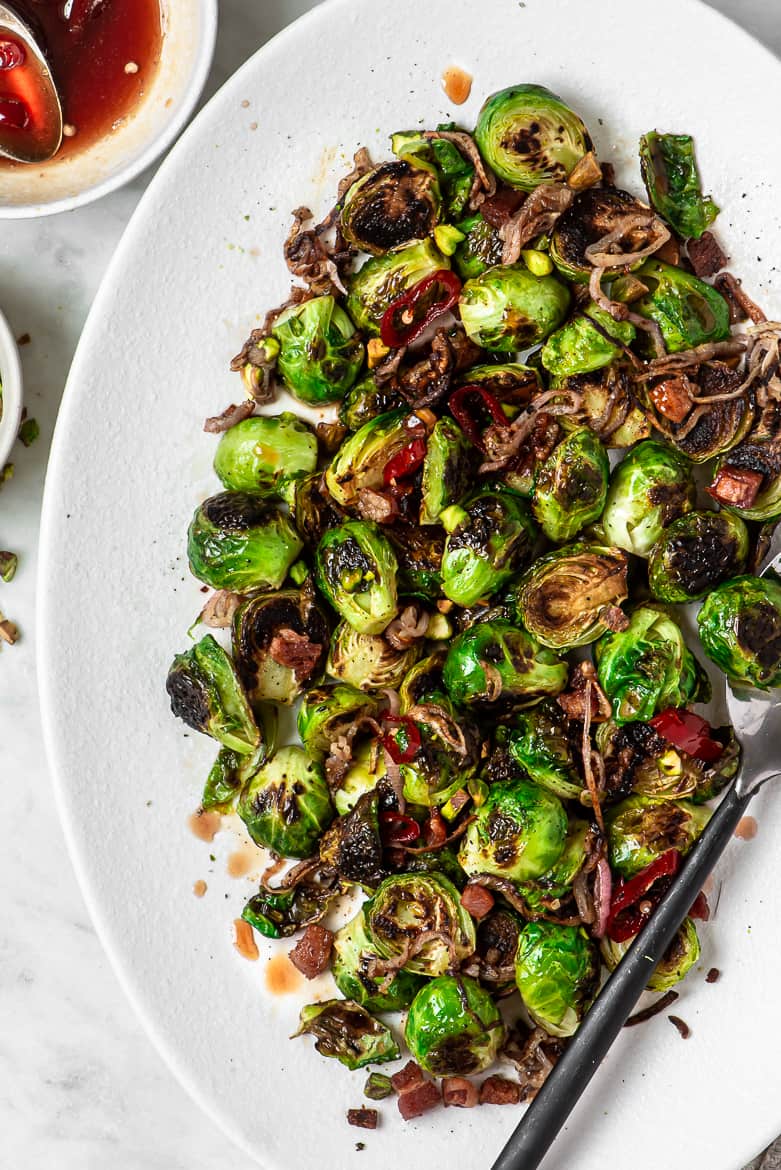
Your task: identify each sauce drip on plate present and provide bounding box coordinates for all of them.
[442,65,473,105]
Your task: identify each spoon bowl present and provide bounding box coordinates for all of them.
[0,1,62,164]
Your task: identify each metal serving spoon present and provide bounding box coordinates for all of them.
[0,1,62,163]
[492,550,781,1170]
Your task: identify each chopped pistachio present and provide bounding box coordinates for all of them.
[0,551,17,582]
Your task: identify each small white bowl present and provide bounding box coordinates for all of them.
[0,0,217,219]
[0,310,22,469]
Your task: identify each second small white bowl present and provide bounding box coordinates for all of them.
[0,311,22,469]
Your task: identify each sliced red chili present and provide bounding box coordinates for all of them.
[382,716,421,764]
[383,436,427,486]
[380,810,420,846]
[380,269,461,348]
[448,384,509,453]
[650,708,723,763]
[606,850,681,943]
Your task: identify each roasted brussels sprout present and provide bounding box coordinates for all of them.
[457,360,543,409]
[527,817,591,902]
[639,131,719,241]
[474,84,592,190]
[238,746,334,856]
[550,187,656,283]
[606,794,710,878]
[441,488,537,606]
[648,511,749,603]
[458,778,568,883]
[601,916,701,991]
[698,575,781,689]
[503,700,582,800]
[601,440,695,558]
[232,590,330,705]
[213,413,317,495]
[459,264,571,352]
[420,417,472,526]
[295,1000,399,1070]
[187,491,303,591]
[387,525,444,600]
[325,409,427,510]
[552,366,651,449]
[326,619,419,692]
[291,472,346,548]
[242,866,342,939]
[633,260,731,354]
[340,160,441,254]
[595,604,709,723]
[333,739,386,816]
[332,909,425,1011]
[319,790,384,887]
[399,649,447,712]
[541,305,635,378]
[272,295,364,405]
[363,872,476,976]
[399,697,481,806]
[297,682,381,761]
[709,438,781,522]
[166,634,260,754]
[346,238,449,336]
[338,375,404,433]
[453,211,503,280]
[404,975,505,1076]
[646,363,753,464]
[531,429,609,543]
[443,619,568,706]
[514,922,600,1037]
[316,520,399,634]
[509,544,629,650]
[597,718,739,803]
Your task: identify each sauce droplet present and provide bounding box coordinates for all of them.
[442,65,473,106]
[734,815,758,841]
[227,844,258,879]
[188,808,222,842]
[233,918,259,961]
[193,879,207,898]
[265,951,303,995]
[0,96,29,129]
[0,40,25,70]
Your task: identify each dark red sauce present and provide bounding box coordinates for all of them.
[0,0,162,167]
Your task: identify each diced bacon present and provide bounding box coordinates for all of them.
[460,884,496,921]
[397,1079,441,1120]
[686,231,727,278]
[443,1077,479,1108]
[390,1061,424,1094]
[649,377,694,424]
[287,924,334,979]
[479,1076,522,1106]
[347,1108,378,1129]
[423,809,448,848]
[707,465,764,509]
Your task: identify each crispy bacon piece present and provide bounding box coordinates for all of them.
[204,400,255,433]
[347,1108,378,1129]
[268,628,323,682]
[397,1079,441,1120]
[288,924,334,979]
[442,1077,479,1108]
[479,1076,522,1106]
[649,376,694,424]
[686,231,727,278]
[707,465,764,509]
[391,1061,425,1094]
[557,662,612,723]
[460,884,496,921]
[423,809,448,848]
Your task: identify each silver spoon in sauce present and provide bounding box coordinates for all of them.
[0,1,62,163]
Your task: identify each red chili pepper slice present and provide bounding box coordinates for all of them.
[649,708,724,763]
[380,269,462,348]
[380,810,421,846]
[606,850,681,943]
[383,436,427,486]
[382,716,421,764]
[448,384,509,453]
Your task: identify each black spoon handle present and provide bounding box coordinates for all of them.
[491,782,754,1170]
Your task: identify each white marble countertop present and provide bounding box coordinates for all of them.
[2,2,780,1166]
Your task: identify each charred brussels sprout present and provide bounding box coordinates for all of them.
[297,682,381,761]
[333,740,386,816]
[363,872,476,976]
[295,1000,399,1070]
[213,413,317,495]
[633,260,730,354]
[327,619,419,692]
[532,429,609,543]
[332,910,425,1011]
[399,697,481,806]
[441,488,537,606]
[341,160,440,254]
[392,126,475,220]
[541,305,635,378]
[453,212,503,280]
[648,511,749,603]
[338,375,403,433]
[272,295,364,405]
[420,417,472,526]
[458,360,543,410]
[509,544,629,650]
[474,84,592,190]
[319,790,384,887]
[601,916,701,991]
[187,492,303,591]
[387,525,444,601]
[316,520,398,634]
[649,364,753,465]
[459,264,570,352]
[399,649,447,712]
[552,367,650,450]
[404,975,504,1076]
[443,620,568,706]
[458,778,568,883]
[346,238,449,336]
[601,440,695,557]
[291,473,345,548]
[698,576,781,689]
[597,718,739,803]
[639,131,719,241]
[606,795,710,878]
[166,634,260,754]
[710,439,781,522]
[550,187,656,283]
[238,746,334,856]
[242,867,342,939]
[232,590,330,705]
[596,604,709,723]
[514,922,600,1037]
[325,409,425,510]
[503,700,582,800]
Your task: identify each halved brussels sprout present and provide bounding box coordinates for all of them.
[453,211,503,280]
[710,438,781,522]
[601,916,701,991]
[272,295,364,405]
[420,417,473,526]
[387,524,444,600]
[405,975,505,1076]
[187,491,303,592]
[459,264,571,352]
[697,575,781,689]
[532,429,609,543]
[503,700,582,800]
[457,361,542,409]
[295,1000,399,1070]
[399,649,447,712]
[474,84,592,190]
[648,510,750,603]
[639,132,719,241]
[242,871,342,940]
[646,364,753,464]
[541,305,635,379]
[363,872,476,976]
[297,682,381,762]
[316,520,399,635]
[291,472,346,548]
[166,634,260,754]
[400,697,481,807]
[458,777,568,883]
[319,790,384,887]
[346,238,449,336]
[550,187,656,283]
[441,488,537,606]
[213,413,317,495]
[340,160,441,254]
[338,374,404,433]
[332,909,425,1011]
[325,409,425,510]
[238,745,334,857]
[509,544,629,650]
[633,260,731,354]
[601,440,695,558]
[514,922,600,1037]
[597,718,739,804]
[595,604,709,724]
[334,739,386,816]
[606,794,710,878]
[232,590,330,705]
[327,619,419,692]
[552,367,651,449]
[392,125,476,219]
[443,619,568,706]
